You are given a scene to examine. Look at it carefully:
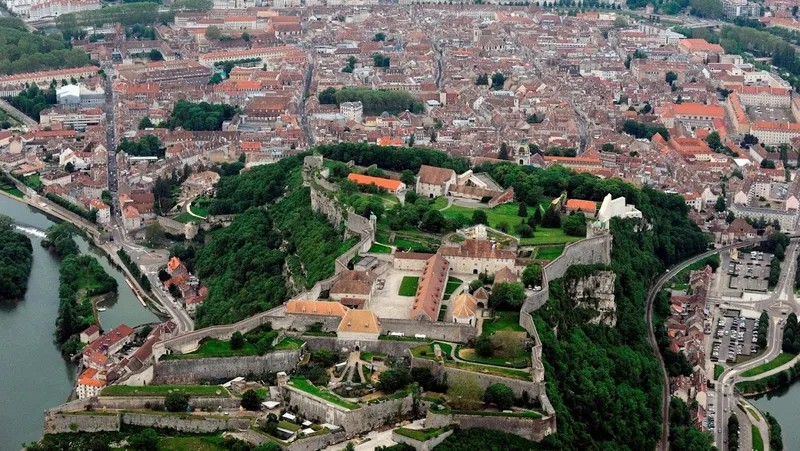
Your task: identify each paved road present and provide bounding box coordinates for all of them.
[645,238,771,451]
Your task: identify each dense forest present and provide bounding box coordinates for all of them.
[208,156,302,215]
[317,87,425,115]
[0,19,91,75]
[166,100,237,131]
[531,186,708,450]
[195,182,352,327]
[0,215,33,303]
[42,224,118,354]
[7,85,57,122]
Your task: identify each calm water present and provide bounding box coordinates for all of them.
[750,380,800,449]
[0,194,158,451]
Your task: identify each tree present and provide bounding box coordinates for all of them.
[665,71,678,84]
[447,373,484,410]
[475,335,493,357]
[241,32,250,42]
[562,212,587,237]
[230,331,244,349]
[138,117,154,129]
[165,392,189,412]
[601,143,615,153]
[499,142,509,160]
[344,443,356,451]
[475,73,489,85]
[483,383,514,410]
[205,25,221,40]
[522,263,542,287]
[241,389,262,411]
[532,207,542,225]
[208,73,224,85]
[761,159,776,169]
[421,210,448,233]
[541,206,561,228]
[706,131,722,150]
[377,368,412,393]
[148,49,163,61]
[472,210,488,225]
[374,32,386,41]
[491,331,522,359]
[517,202,528,217]
[489,282,526,310]
[400,169,416,186]
[715,196,726,212]
[726,211,735,223]
[128,428,159,451]
[144,222,165,244]
[491,72,506,90]
[65,162,75,173]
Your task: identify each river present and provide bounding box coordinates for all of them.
[750,380,800,449]
[0,194,158,451]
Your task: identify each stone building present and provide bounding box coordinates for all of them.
[416,165,456,198]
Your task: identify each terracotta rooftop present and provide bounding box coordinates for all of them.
[286,300,349,316]
[337,309,381,334]
[417,165,456,186]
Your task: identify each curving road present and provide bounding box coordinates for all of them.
[645,238,771,451]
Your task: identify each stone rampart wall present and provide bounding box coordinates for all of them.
[281,385,414,438]
[381,319,476,343]
[153,349,303,384]
[96,395,242,411]
[121,412,250,433]
[424,409,556,442]
[43,412,120,434]
[521,234,612,313]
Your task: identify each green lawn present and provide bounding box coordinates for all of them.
[745,406,762,422]
[3,187,23,198]
[174,212,203,223]
[101,385,229,397]
[394,427,449,441]
[158,437,227,451]
[190,197,210,218]
[375,223,440,252]
[740,352,796,377]
[535,246,564,260]
[437,202,529,231]
[481,312,527,336]
[519,227,582,246]
[22,174,41,191]
[288,377,359,410]
[274,336,305,350]
[398,276,420,296]
[410,342,453,360]
[752,424,764,451]
[444,360,531,381]
[164,338,259,359]
[368,242,393,254]
[360,352,387,362]
[714,364,724,380]
[457,346,530,368]
[278,420,301,432]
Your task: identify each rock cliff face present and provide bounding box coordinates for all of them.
[565,271,617,326]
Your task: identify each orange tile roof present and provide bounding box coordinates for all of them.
[409,254,449,321]
[452,292,477,319]
[337,309,381,334]
[347,173,403,191]
[286,300,349,316]
[566,199,597,212]
[674,103,725,118]
[679,39,724,53]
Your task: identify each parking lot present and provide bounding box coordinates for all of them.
[710,312,762,364]
[726,251,770,292]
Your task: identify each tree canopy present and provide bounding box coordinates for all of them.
[117,134,164,158]
[0,215,33,303]
[0,25,91,75]
[317,87,424,115]
[166,100,237,131]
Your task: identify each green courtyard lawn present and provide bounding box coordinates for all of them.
[21,174,41,191]
[190,197,209,218]
[457,346,530,368]
[438,305,448,321]
[274,336,305,350]
[174,212,203,224]
[535,245,564,260]
[445,276,464,295]
[481,312,527,336]
[360,351,387,362]
[740,352,796,377]
[166,338,259,359]
[101,385,229,397]
[288,377,359,410]
[398,276,420,296]
[444,360,531,381]
[375,222,440,252]
[437,202,531,231]
[519,227,582,246]
[368,242,393,254]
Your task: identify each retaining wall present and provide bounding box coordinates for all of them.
[282,385,414,438]
[381,319,477,343]
[522,234,612,313]
[96,395,242,411]
[302,335,429,358]
[410,357,540,398]
[154,349,303,384]
[121,412,250,433]
[43,412,120,434]
[424,409,556,442]
[392,429,454,451]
